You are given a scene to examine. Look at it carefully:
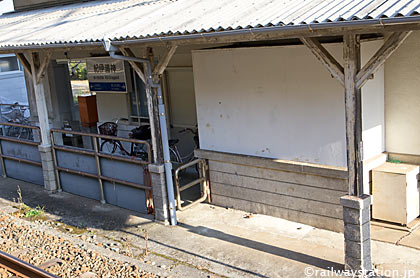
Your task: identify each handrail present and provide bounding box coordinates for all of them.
[50,128,151,163]
[0,122,38,130]
[174,159,209,211]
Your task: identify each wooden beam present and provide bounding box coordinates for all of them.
[356,31,411,89]
[152,45,177,83]
[300,37,344,86]
[343,34,363,196]
[16,53,32,77]
[36,52,51,84]
[120,48,146,83]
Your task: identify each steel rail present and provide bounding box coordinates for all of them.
[0,250,59,278]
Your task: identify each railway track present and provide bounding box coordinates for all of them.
[0,250,59,278]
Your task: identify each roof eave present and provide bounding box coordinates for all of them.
[112,16,420,46]
[2,16,420,54]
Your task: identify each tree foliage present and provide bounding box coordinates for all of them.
[68,61,87,80]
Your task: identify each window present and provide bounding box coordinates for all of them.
[0,56,20,73]
[129,68,149,121]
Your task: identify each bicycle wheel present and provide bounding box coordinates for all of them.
[100,140,117,154]
[170,147,182,165]
[115,141,130,156]
[132,143,149,161]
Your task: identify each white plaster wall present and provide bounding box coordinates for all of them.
[96,93,129,122]
[385,31,420,155]
[167,68,197,128]
[193,41,384,167]
[362,42,385,161]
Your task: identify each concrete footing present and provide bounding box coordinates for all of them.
[148,164,169,225]
[341,194,372,273]
[38,144,57,192]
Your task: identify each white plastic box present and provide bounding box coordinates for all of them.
[372,162,420,225]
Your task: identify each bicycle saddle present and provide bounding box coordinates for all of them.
[168,139,179,146]
[129,125,151,140]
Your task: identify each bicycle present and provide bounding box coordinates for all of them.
[0,103,33,140]
[98,120,151,161]
[130,125,199,167]
[167,127,200,172]
[98,121,130,156]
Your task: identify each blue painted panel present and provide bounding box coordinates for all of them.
[4,160,43,186]
[103,181,147,213]
[1,141,41,162]
[56,150,97,174]
[100,158,144,185]
[89,82,126,92]
[59,172,101,201]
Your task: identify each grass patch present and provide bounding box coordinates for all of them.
[12,185,46,220]
[24,205,45,218]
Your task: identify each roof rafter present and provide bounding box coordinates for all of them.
[356,31,411,89]
[300,37,344,86]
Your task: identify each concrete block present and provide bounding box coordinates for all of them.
[42,160,55,171]
[37,144,58,191]
[343,205,370,225]
[344,222,370,242]
[341,194,372,272]
[345,239,371,259]
[38,145,52,153]
[149,164,169,224]
[154,208,169,225]
[340,194,371,210]
[148,164,165,174]
[209,160,348,192]
[210,171,344,204]
[42,170,56,182]
[211,194,344,232]
[211,182,343,218]
[345,255,372,272]
[195,149,348,179]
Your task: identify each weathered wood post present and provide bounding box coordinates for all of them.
[340,34,372,273]
[26,52,57,192]
[118,45,178,224]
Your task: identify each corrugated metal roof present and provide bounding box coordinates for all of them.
[0,0,419,49]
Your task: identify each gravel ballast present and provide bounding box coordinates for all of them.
[0,212,156,278]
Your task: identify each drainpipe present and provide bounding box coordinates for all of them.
[104,40,177,225]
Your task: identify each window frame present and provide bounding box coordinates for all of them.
[0,54,23,75]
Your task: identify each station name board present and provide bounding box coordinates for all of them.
[87,58,127,93]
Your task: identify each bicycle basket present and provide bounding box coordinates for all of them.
[98,122,118,136]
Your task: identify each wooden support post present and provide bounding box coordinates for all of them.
[118,47,162,163]
[300,37,344,85]
[26,51,57,191]
[118,46,177,165]
[343,34,363,197]
[28,52,51,146]
[146,47,164,164]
